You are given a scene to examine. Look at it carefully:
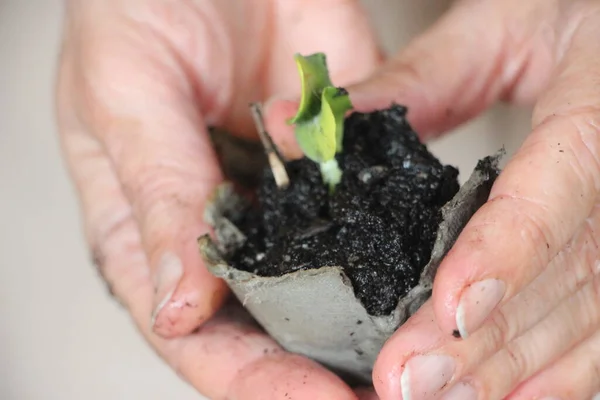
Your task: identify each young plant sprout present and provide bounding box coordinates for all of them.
[288,53,353,192]
[202,51,503,382]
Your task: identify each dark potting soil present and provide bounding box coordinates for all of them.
[227,105,460,316]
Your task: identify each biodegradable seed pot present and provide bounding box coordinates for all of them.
[199,53,502,385]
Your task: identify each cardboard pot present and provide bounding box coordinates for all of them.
[199,151,502,385]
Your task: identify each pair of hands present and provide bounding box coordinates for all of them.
[56,0,600,399]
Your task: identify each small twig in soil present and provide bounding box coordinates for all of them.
[250,102,290,189]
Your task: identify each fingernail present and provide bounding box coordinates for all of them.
[400,355,455,400]
[151,252,183,327]
[440,382,477,400]
[456,279,506,338]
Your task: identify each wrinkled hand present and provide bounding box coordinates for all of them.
[55,0,382,398]
[269,0,600,399]
[282,0,598,399]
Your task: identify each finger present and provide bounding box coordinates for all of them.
[264,0,559,144]
[431,3,600,338]
[505,330,600,400]
[266,0,384,99]
[56,45,152,310]
[56,118,357,400]
[262,0,384,157]
[227,354,359,400]
[175,305,360,400]
[346,0,559,139]
[371,303,448,400]
[456,272,600,399]
[372,202,600,399]
[228,0,383,142]
[58,126,149,310]
[74,31,228,338]
[263,98,303,160]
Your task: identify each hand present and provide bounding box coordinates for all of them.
[55,0,383,398]
[353,0,600,398]
[268,0,600,398]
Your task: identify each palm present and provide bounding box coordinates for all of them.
[57,1,381,399]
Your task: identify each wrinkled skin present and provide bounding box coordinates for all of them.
[56,0,600,399]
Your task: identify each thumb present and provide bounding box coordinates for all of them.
[69,19,231,339]
[264,0,557,145]
[348,0,557,140]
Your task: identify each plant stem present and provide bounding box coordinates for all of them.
[319,159,342,193]
[250,102,290,189]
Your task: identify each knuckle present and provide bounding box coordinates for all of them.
[482,306,514,354]
[90,207,134,252]
[574,217,600,282]
[491,194,554,266]
[567,111,600,192]
[519,206,554,265]
[117,163,211,252]
[534,109,600,193]
[86,207,139,304]
[502,341,531,381]
[121,164,194,214]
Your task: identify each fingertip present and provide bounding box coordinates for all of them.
[151,239,229,338]
[372,304,446,399]
[431,256,473,338]
[152,275,228,338]
[431,236,507,339]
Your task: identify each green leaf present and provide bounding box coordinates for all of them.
[288,53,333,125]
[286,52,353,192]
[294,116,336,163]
[321,87,352,153]
[293,86,353,164]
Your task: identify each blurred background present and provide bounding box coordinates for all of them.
[0,0,529,399]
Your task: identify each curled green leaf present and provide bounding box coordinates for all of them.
[294,115,337,165]
[321,86,352,153]
[288,53,333,126]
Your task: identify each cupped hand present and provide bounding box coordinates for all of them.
[55,0,382,398]
[268,0,600,399]
[353,0,600,399]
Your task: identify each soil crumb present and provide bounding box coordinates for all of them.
[227,105,460,316]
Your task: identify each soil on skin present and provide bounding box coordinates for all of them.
[227,105,460,316]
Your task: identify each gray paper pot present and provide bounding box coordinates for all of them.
[198,152,502,385]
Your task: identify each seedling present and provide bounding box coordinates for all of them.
[288,53,353,192]
[202,64,504,382]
